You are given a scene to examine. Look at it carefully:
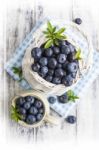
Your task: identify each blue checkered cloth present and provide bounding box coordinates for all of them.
[5,20,99,118]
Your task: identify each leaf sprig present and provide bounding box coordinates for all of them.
[67,90,79,102]
[12,67,23,81]
[43,21,66,48]
[75,48,82,60]
[11,106,21,122]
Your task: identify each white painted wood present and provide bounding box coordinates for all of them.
[2,0,99,142]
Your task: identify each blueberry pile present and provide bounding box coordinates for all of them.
[15,96,45,125]
[31,40,79,86]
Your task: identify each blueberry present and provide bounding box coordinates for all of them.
[57,54,66,64]
[71,72,77,78]
[20,114,26,121]
[58,94,68,103]
[16,97,25,106]
[54,68,64,77]
[44,48,53,57]
[23,102,31,110]
[68,44,75,53]
[17,107,26,115]
[48,69,54,76]
[67,52,75,62]
[29,106,38,115]
[62,61,68,69]
[25,96,35,104]
[45,75,52,82]
[39,57,48,66]
[56,63,62,68]
[38,71,46,78]
[53,47,60,54]
[40,66,48,75]
[26,115,36,124]
[39,108,44,114]
[36,113,43,122]
[48,96,56,104]
[31,47,42,59]
[67,62,78,73]
[34,100,43,108]
[61,45,70,55]
[31,63,40,72]
[62,75,73,86]
[48,58,57,69]
[66,116,76,124]
[58,40,66,46]
[74,18,82,25]
[52,77,61,84]
[65,40,70,45]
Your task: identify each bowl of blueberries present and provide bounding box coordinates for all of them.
[22,21,92,95]
[11,90,57,128]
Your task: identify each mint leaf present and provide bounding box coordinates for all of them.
[75,48,82,60]
[12,67,23,81]
[57,28,65,34]
[44,39,53,48]
[11,106,21,122]
[67,90,79,102]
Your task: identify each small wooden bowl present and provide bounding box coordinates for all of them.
[11,90,58,128]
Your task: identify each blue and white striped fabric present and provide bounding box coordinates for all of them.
[5,19,99,118]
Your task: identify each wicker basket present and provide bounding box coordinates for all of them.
[11,90,58,128]
[22,21,93,96]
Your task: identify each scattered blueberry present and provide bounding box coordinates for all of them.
[48,96,56,104]
[57,54,66,64]
[26,115,36,124]
[39,57,48,66]
[31,47,42,59]
[66,116,76,124]
[74,18,82,25]
[58,94,68,103]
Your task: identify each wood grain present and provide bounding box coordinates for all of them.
[3,0,99,142]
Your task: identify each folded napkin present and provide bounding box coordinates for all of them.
[5,19,99,118]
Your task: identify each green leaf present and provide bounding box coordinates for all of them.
[56,28,65,34]
[52,27,56,33]
[11,105,21,122]
[47,21,53,33]
[67,90,79,102]
[12,67,23,80]
[75,48,82,60]
[44,40,53,48]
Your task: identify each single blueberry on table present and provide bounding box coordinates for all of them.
[31,47,42,59]
[67,62,78,73]
[29,106,38,115]
[39,57,48,66]
[48,96,56,104]
[57,54,66,64]
[74,18,82,25]
[62,75,73,86]
[52,77,61,85]
[23,102,31,110]
[31,63,40,72]
[36,113,43,121]
[48,58,57,69]
[26,115,36,124]
[66,116,77,124]
[54,68,64,77]
[58,94,68,103]
[44,48,53,57]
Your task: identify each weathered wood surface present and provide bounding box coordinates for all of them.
[3,0,99,142]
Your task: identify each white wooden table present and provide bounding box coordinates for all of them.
[2,0,99,142]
